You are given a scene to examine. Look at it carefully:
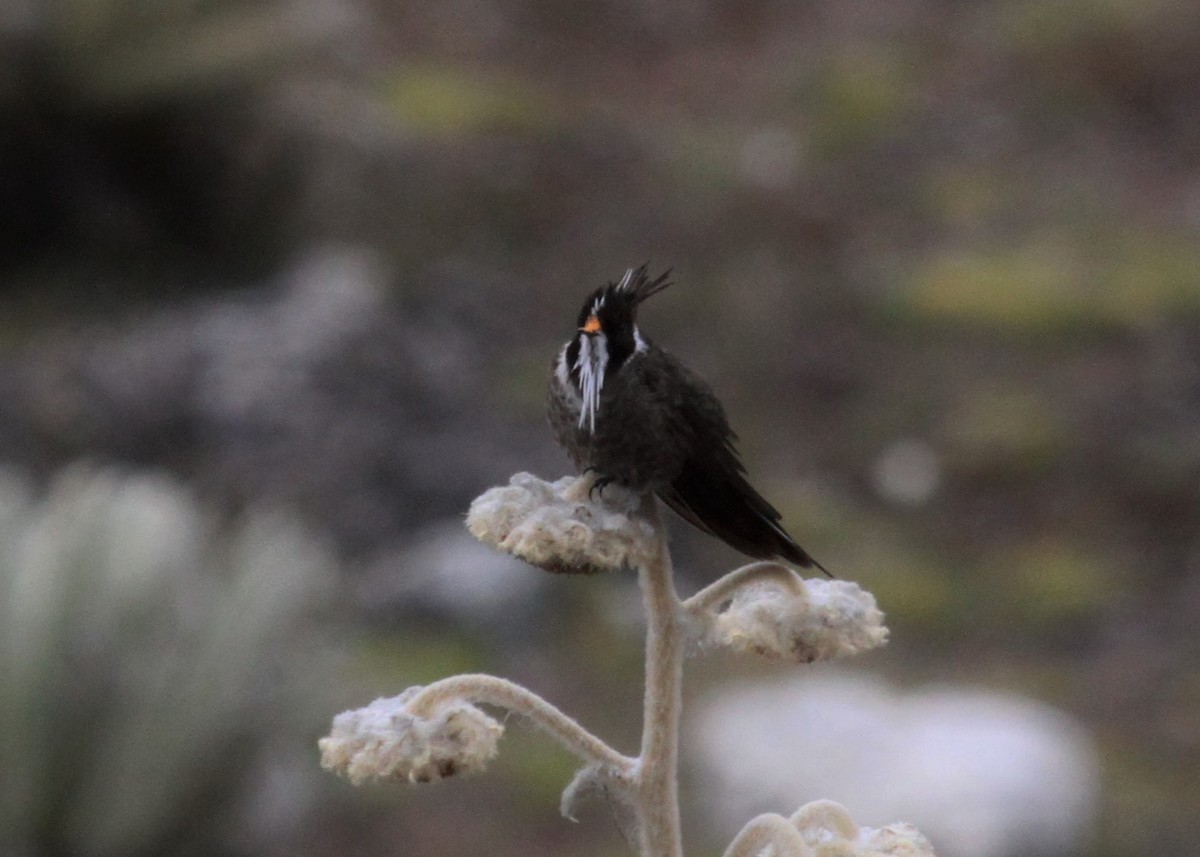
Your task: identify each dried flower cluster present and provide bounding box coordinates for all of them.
[319,688,503,785]
[725,799,936,857]
[702,578,888,663]
[466,472,659,575]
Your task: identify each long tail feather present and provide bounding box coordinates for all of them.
[658,463,830,576]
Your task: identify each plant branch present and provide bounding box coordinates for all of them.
[682,560,804,614]
[722,813,813,857]
[408,673,633,774]
[322,473,915,857]
[632,504,684,857]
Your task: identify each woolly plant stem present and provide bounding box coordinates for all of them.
[682,560,803,614]
[633,512,685,857]
[408,674,633,774]
[721,813,813,857]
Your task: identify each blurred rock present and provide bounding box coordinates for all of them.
[359,519,549,636]
[693,671,1100,857]
[0,247,536,563]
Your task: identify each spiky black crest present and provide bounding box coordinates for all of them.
[574,264,672,330]
[617,264,673,304]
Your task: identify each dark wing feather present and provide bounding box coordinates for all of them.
[655,360,828,575]
[658,454,827,573]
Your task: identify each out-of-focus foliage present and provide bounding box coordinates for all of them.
[40,0,351,105]
[0,465,336,857]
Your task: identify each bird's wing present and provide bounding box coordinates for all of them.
[656,362,826,573]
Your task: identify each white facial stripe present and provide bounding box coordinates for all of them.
[555,344,578,398]
[633,325,647,354]
[574,333,607,433]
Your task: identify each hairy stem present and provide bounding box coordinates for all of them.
[634,505,684,857]
[722,814,813,857]
[408,674,633,774]
[682,560,803,614]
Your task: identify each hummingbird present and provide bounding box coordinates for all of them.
[547,265,827,574]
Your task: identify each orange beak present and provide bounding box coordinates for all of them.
[580,315,602,334]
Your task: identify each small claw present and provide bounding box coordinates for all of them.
[588,475,615,500]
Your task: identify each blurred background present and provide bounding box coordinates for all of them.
[1,1,1198,855]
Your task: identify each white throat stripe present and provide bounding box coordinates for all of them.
[574,334,607,433]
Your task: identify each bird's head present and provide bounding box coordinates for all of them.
[562,265,672,432]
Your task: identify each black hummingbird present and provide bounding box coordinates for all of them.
[547,265,827,574]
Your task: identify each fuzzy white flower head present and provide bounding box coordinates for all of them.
[318,687,503,785]
[727,800,938,857]
[792,800,937,857]
[709,579,888,662]
[466,472,659,575]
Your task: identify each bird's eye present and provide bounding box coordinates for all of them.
[580,315,602,334]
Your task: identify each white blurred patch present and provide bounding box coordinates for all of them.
[693,671,1100,857]
[368,521,545,625]
[871,438,941,506]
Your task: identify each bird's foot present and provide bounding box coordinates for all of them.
[588,474,616,500]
